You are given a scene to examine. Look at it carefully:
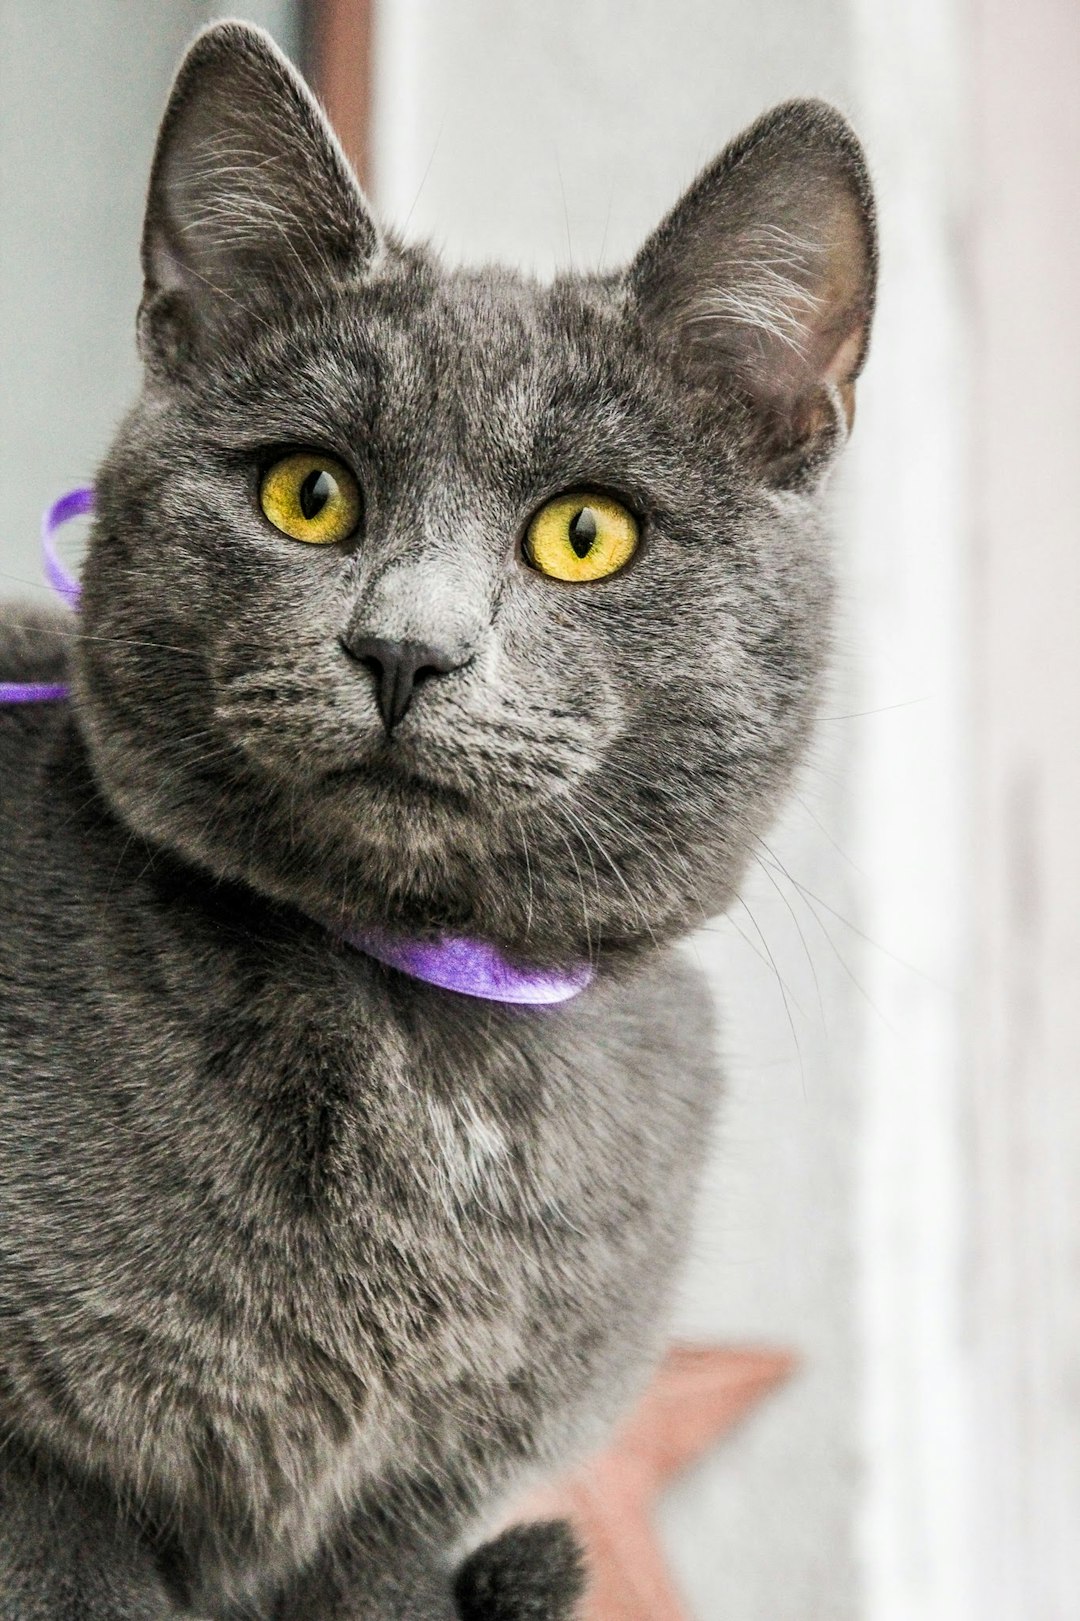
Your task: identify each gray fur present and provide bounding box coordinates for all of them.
[0,20,875,1619]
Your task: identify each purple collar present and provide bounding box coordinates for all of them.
[2,487,594,1006]
[0,486,88,703]
[347,927,592,1004]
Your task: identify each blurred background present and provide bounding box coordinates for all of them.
[1,2,1077,1617]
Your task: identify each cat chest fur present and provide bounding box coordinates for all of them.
[2,913,711,1588]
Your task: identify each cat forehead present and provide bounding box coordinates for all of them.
[201,257,652,456]
[394,254,618,331]
[349,259,629,395]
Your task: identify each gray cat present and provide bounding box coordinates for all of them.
[0,20,875,1620]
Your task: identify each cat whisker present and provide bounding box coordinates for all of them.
[754,844,900,1033]
[789,786,866,877]
[0,570,70,598]
[512,812,536,941]
[573,788,695,913]
[757,838,938,987]
[530,803,594,963]
[750,849,826,1027]
[0,615,198,662]
[817,696,929,721]
[734,893,808,1098]
[561,800,662,953]
[706,908,775,975]
[401,117,446,239]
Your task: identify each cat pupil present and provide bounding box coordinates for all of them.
[569,507,597,558]
[299,470,332,520]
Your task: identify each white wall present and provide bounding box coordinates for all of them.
[971,3,1080,1617]
[0,1,298,594]
[847,5,972,1616]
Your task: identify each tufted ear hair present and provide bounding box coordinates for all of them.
[628,99,877,485]
[139,20,381,370]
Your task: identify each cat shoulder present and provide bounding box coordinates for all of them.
[0,604,72,686]
[0,605,72,761]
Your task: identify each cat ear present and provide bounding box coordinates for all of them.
[628,100,876,484]
[139,21,381,367]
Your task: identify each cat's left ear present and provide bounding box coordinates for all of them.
[628,100,876,485]
[139,21,381,370]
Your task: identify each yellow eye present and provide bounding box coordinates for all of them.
[524,492,639,582]
[259,451,361,545]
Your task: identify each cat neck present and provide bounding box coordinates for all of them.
[49,717,592,1008]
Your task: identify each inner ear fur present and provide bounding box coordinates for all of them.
[139,21,380,368]
[629,99,877,484]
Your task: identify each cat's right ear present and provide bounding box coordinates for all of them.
[139,21,381,372]
[628,100,876,486]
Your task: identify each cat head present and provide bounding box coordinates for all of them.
[76,21,875,968]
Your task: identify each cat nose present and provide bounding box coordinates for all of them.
[340,635,466,732]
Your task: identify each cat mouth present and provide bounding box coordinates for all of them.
[321,750,475,815]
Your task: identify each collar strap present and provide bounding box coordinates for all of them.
[3,488,594,1006]
[43,485,90,610]
[0,487,87,703]
[346,926,593,1004]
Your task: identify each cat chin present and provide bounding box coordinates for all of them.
[322,747,575,815]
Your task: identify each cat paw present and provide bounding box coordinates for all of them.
[454,1520,585,1621]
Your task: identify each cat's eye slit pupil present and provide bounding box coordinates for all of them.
[569,507,597,558]
[299,469,333,520]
